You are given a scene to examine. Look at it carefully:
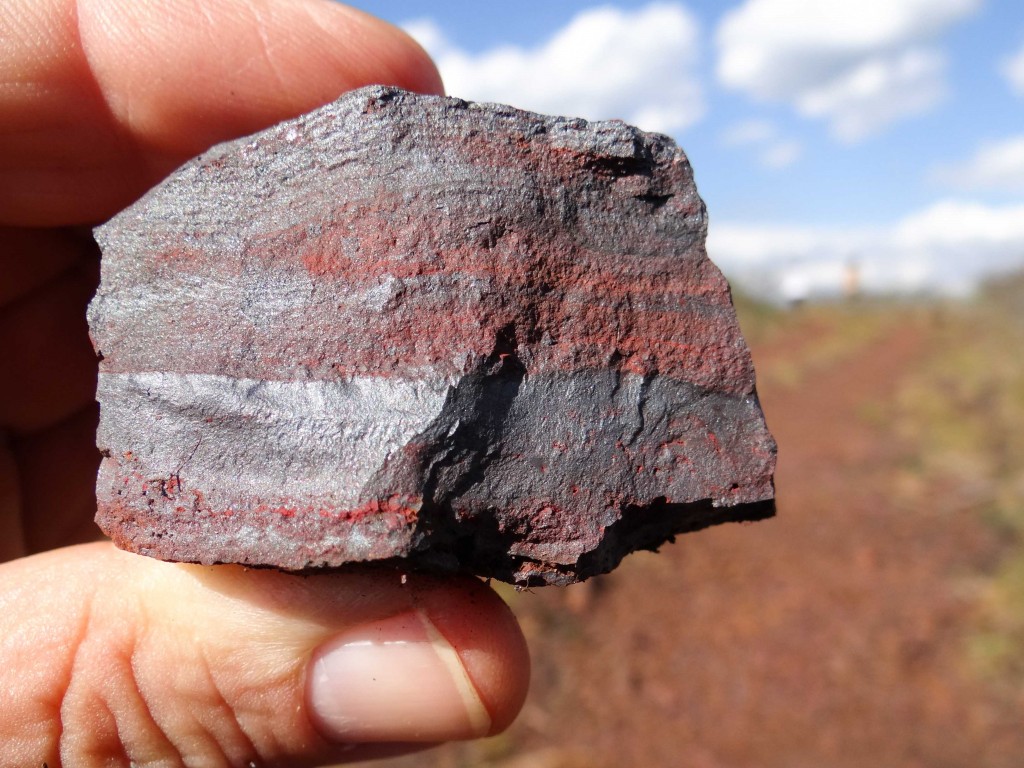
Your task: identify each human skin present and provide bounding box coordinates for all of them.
[0,1,531,765]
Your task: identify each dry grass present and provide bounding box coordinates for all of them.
[885,278,1024,691]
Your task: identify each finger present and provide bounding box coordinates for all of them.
[0,543,530,767]
[11,402,101,554]
[0,248,99,432]
[0,227,87,308]
[0,0,443,226]
[0,433,25,561]
[0,544,528,765]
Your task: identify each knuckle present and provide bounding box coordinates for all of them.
[1,551,329,768]
[50,592,259,767]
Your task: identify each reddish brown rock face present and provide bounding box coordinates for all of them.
[88,86,776,586]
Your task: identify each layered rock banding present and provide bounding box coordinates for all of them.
[88,86,776,586]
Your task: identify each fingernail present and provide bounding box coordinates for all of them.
[308,609,492,743]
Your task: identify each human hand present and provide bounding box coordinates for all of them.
[0,1,530,765]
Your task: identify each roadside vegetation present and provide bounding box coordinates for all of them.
[886,276,1024,692]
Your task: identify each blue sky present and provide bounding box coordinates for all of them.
[353,1,1024,298]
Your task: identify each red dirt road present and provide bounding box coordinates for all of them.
[376,311,1023,768]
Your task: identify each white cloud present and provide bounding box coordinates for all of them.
[716,0,981,141]
[720,119,802,169]
[894,200,1024,251]
[403,3,704,136]
[721,119,776,146]
[932,135,1024,192]
[1001,41,1024,95]
[708,199,1024,300]
[709,223,868,270]
[760,140,802,169]
[402,17,447,57]
[796,48,946,142]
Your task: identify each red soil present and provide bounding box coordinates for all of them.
[375,310,1024,768]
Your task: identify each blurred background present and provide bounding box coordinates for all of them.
[353,2,1024,765]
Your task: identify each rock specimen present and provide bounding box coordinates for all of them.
[89,86,776,586]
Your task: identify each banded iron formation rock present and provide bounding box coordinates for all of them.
[89,86,777,586]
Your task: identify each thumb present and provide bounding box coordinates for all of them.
[0,543,529,767]
[1,0,443,225]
